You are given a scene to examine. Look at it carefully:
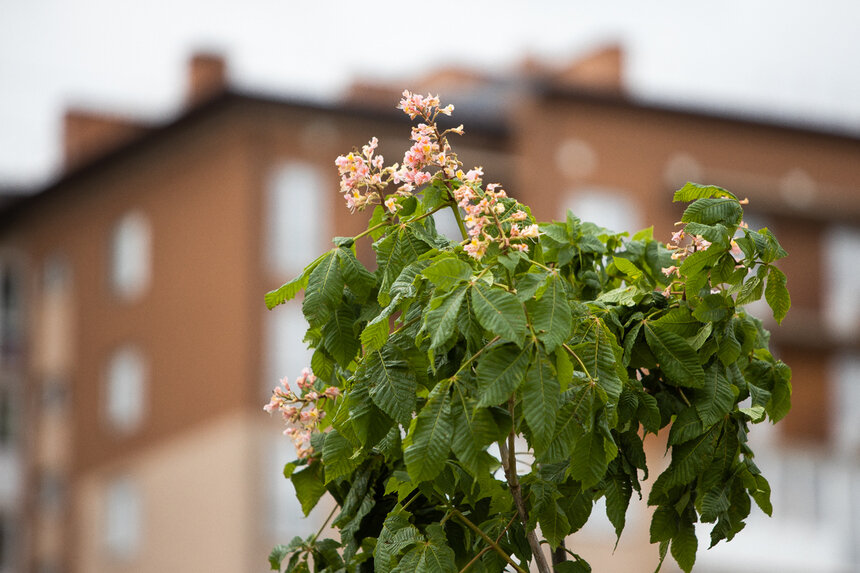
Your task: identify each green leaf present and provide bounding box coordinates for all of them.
[671,519,698,573]
[322,429,359,483]
[681,198,743,226]
[527,275,572,353]
[302,251,343,326]
[361,308,392,352]
[644,323,705,388]
[673,182,737,202]
[555,560,593,573]
[366,349,417,426]
[291,463,326,515]
[736,275,764,306]
[515,270,549,302]
[322,307,359,366]
[404,380,453,483]
[650,506,679,543]
[471,282,527,345]
[424,285,468,350]
[604,471,632,543]
[538,499,571,549]
[570,431,611,489]
[765,266,790,324]
[411,525,457,573]
[695,363,736,427]
[338,247,375,300]
[422,257,472,289]
[613,256,643,279]
[476,343,531,407]
[653,307,700,338]
[570,316,625,401]
[522,351,560,447]
[375,512,424,573]
[692,294,730,323]
[450,387,499,475]
[265,274,308,310]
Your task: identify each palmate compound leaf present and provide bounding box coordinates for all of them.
[374,511,424,573]
[475,342,531,407]
[526,274,572,353]
[471,281,527,346]
[644,323,705,388]
[396,524,457,573]
[569,315,625,402]
[403,380,453,483]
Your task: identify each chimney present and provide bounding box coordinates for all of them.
[63,109,149,169]
[548,45,626,94]
[186,52,227,106]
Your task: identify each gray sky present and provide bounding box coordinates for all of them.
[2,0,859,186]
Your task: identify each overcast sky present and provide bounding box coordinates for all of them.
[1,0,859,187]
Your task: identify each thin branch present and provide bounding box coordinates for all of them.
[451,509,527,573]
[498,398,552,573]
[310,503,339,544]
[459,513,518,573]
[454,336,501,376]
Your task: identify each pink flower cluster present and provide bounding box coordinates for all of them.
[333,89,539,259]
[263,367,340,460]
[454,171,538,260]
[662,229,714,278]
[397,90,454,120]
[335,137,391,212]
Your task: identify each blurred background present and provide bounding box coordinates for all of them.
[1,1,859,572]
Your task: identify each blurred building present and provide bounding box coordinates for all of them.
[0,47,858,573]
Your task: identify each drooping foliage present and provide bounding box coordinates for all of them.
[263,93,791,573]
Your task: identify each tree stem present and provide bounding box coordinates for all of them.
[498,399,552,573]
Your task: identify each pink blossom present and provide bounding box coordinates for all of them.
[520,224,540,238]
[464,167,483,182]
[384,196,401,213]
[661,266,679,277]
[324,386,341,399]
[510,210,527,222]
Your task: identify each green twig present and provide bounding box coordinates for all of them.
[454,336,501,376]
[459,513,519,573]
[450,509,528,573]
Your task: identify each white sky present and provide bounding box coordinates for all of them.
[1,0,859,186]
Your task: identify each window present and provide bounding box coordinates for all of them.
[266,437,318,539]
[103,477,142,561]
[0,261,22,364]
[110,212,151,300]
[833,353,860,456]
[104,347,146,434]
[824,226,860,340]
[562,188,640,235]
[0,386,14,447]
[265,302,311,397]
[267,163,328,277]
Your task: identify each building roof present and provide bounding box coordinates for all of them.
[1,81,857,229]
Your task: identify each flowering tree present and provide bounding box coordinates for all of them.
[264,92,792,573]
